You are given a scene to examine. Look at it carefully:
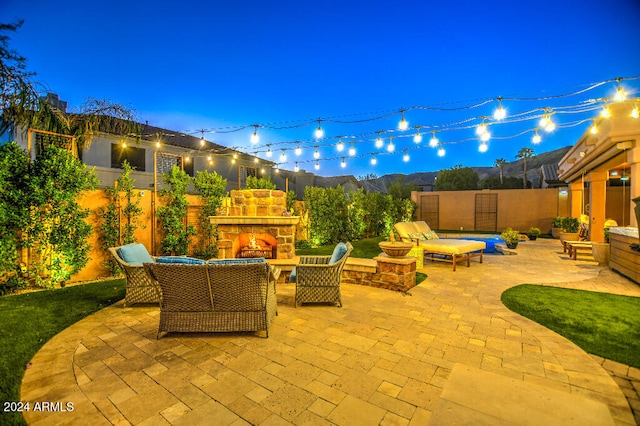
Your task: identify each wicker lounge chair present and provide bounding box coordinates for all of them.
[291,242,353,307]
[109,244,161,307]
[144,260,279,338]
[394,222,485,271]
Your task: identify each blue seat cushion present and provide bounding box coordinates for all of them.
[207,257,266,265]
[329,242,348,265]
[289,267,297,282]
[156,256,206,264]
[117,244,154,265]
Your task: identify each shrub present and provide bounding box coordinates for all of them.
[157,166,196,255]
[246,175,276,189]
[192,170,227,258]
[561,217,579,233]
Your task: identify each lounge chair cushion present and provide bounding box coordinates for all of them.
[157,256,206,264]
[289,267,297,282]
[329,242,349,265]
[419,239,486,255]
[423,230,439,240]
[117,244,154,265]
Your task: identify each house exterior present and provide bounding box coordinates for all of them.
[557,99,640,242]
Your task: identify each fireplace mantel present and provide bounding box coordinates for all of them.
[210,216,300,226]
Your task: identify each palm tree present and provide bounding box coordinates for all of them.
[494,158,507,185]
[1,21,139,155]
[516,148,535,188]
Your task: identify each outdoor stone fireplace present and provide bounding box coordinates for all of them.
[210,189,299,259]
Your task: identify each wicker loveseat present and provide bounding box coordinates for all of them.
[394,221,486,271]
[144,259,280,338]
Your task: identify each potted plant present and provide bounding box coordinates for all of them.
[527,227,541,241]
[592,227,611,266]
[558,217,580,246]
[501,227,520,249]
[551,217,564,239]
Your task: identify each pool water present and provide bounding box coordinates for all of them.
[457,237,505,253]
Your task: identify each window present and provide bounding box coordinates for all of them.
[111,143,145,171]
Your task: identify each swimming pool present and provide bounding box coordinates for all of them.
[456,236,505,253]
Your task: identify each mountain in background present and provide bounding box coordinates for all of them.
[360,146,571,192]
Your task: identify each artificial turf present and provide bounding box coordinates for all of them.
[501,284,640,369]
[0,279,125,426]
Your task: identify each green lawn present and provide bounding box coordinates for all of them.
[502,284,640,368]
[0,279,125,426]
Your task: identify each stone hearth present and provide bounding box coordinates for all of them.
[210,190,299,259]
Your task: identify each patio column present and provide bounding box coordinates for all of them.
[628,149,640,228]
[588,171,608,242]
[569,181,583,220]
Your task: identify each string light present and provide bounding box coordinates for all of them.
[294,162,299,172]
[313,147,320,159]
[122,141,127,148]
[601,106,611,119]
[614,79,627,102]
[265,147,273,157]
[253,152,259,163]
[398,110,409,130]
[590,123,598,135]
[539,113,555,132]
[315,119,324,139]
[200,130,205,146]
[632,104,639,119]
[155,139,161,148]
[402,151,410,162]
[315,161,320,170]
[437,144,446,157]
[375,133,384,148]
[387,137,395,153]
[429,132,439,148]
[336,139,344,152]
[478,141,488,153]
[184,156,190,163]
[493,97,507,120]
[295,145,302,156]
[348,143,356,156]
[251,125,259,144]
[413,132,422,143]
[370,156,377,165]
[531,131,541,144]
[340,157,346,168]
[280,150,287,162]
[480,129,491,142]
[475,122,487,136]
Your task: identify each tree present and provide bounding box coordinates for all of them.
[193,170,227,258]
[0,21,139,154]
[386,175,419,200]
[516,148,535,189]
[435,165,479,191]
[494,158,507,185]
[157,166,196,255]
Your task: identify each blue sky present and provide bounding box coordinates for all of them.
[2,0,640,177]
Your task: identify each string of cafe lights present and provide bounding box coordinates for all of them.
[143,76,640,172]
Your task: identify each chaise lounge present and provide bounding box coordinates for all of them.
[394,221,486,271]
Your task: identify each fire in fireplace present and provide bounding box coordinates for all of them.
[236,233,277,259]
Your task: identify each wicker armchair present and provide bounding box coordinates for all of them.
[144,261,279,338]
[293,242,353,307]
[109,245,161,307]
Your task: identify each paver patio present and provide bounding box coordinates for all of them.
[21,239,640,425]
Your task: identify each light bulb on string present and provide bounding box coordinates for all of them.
[348,143,356,156]
[251,125,259,144]
[375,133,384,148]
[632,105,639,119]
[413,132,422,143]
[313,147,320,159]
[590,123,598,135]
[544,118,556,132]
[478,142,488,153]
[266,146,273,157]
[274,165,279,174]
[614,80,627,102]
[155,140,161,149]
[200,130,205,147]
[429,132,439,148]
[315,119,324,139]
[121,141,127,148]
[398,110,408,130]
[480,130,491,142]
[403,151,410,162]
[280,150,287,162]
[295,145,302,156]
[260,167,265,174]
[314,161,320,170]
[493,97,506,120]
[475,122,487,136]
[340,158,346,168]
[294,163,299,172]
[387,138,395,153]
[184,156,190,163]
[208,158,213,166]
[336,139,344,152]
[532,131,541,144]
[437,144,445,157]
[370,156,377,165]
[253,152,259,164]
[207,155,212,161]
[601,106,611,119]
